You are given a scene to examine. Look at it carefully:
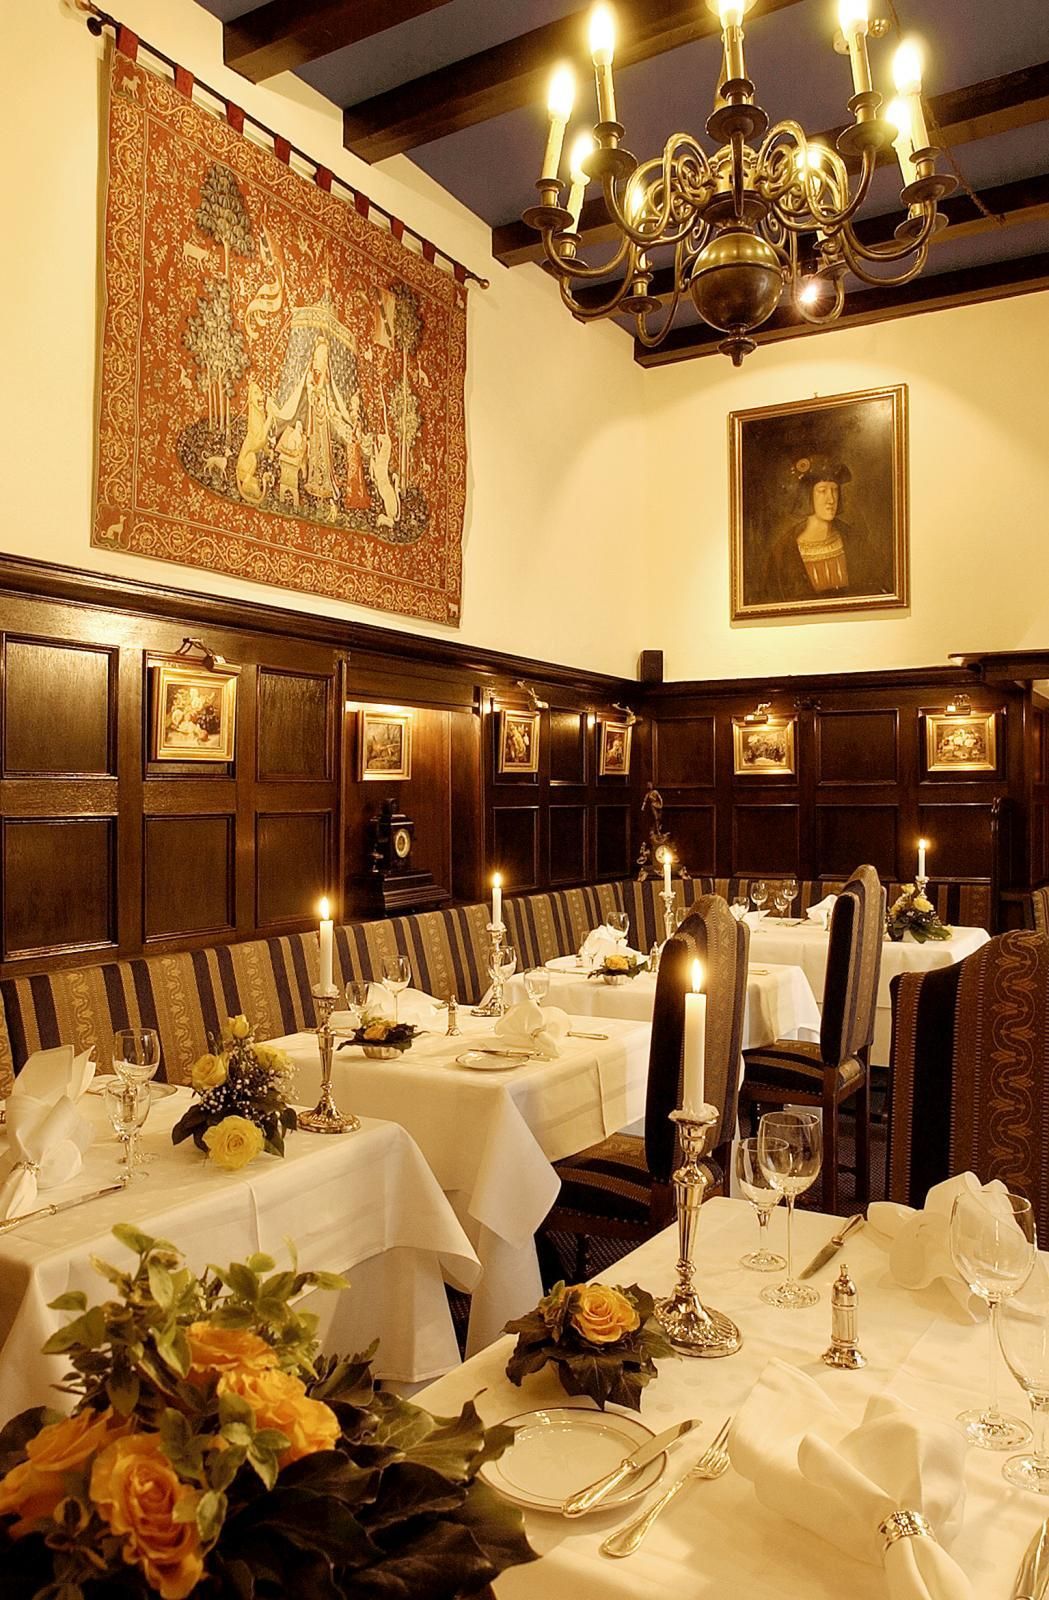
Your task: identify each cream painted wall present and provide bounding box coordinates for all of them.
[642,291,1049,681]
[0,0,647,676]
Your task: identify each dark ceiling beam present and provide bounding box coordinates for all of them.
[342,0,807,164]
[223,0,454,84]
[494,59,1049,267]
[632,251,1049,366]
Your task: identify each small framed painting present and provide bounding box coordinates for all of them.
[598,719,633,776]
[924,711,997,774]
[359,709,413,781]
[151,660,238,761]
[497,709,540,775]
[733,716,797,777]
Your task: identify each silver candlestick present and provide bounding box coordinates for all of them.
[915,873,930,897]
[656,1105,742,1358]
[659,888,678,945]
[471,923,509,1017]
[299,986,360,1135]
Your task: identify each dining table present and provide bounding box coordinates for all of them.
[0,1085,479,1418]
[747,917,991,1064]
[415,1195,1045,1598]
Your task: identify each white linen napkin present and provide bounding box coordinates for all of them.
[0,1046,96,1220]
[867,1172,1012,1319]
[807,893,838,929]
[333,987,440,1031]
[492,1000,569,1059]
[743,909,768,929]
[731,1360,973,1600]
[579,923,628,966]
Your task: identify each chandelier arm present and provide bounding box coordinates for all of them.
[632,238,687,348]
[840,235,931,287]
[558,265,639,321]
[601,136,715,247]
[540,228,635,282]
[794,146,879,235]
[840,205,939,264]
[793,273,847,325]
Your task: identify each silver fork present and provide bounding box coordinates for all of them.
[599,1418,732,1559]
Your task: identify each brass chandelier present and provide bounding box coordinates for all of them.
[524,0,955,364]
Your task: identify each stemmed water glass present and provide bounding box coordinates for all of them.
[783,877,799,920]
[523,968,550,1005]
[380,956,411,1025]
[750,880,768,913]
[770,883,789,919]
[736,1136,786,1271]
[346,980,370,1020]
[949,1189,1036,1449]
[104,1080,150,1180]
[757,1110,823,1308]
[113,1027,161,1087]
[998,1257,1049,1491]
[608,910,630,939]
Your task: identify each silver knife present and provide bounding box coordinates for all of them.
[562,1418,699,1516]
[1013,1519,1049,1600]
[568,1030,609,1040]
[798,1213,865,1279]
[0,1178,129,1236]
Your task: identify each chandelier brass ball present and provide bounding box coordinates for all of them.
[688,230,785,335]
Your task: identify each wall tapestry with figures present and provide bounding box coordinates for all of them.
[93,48,467,625]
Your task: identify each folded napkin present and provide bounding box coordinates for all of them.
[0,1045,95,1220]
[731,1360,973,1600]
[807,893,838,929]
[492,1000,569,1060]
[335,987,440,1031]
[867,1172,1012,1320]
[743,909,768,929]
[579,923,629,966]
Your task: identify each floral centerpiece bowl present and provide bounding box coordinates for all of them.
[173,1016,296,1170]
[505,1280,672,1411]
[338,1015,419,1060]
[587,953,643,987]
[886,884,953,943]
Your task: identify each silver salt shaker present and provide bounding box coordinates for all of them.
[821,1263,866,1369]
[445,994,461,1037]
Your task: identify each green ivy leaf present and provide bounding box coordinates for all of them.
[41,1305,106,1356]
[111,1223,156,1257]
[147,1260,175,1311]
[47,1291,88,1313]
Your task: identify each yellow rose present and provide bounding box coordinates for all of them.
[190,1051,227,1091]
[227,1015,251,1040]
[253,1043,289,1075]
[218,1368,339,1467]
[363,1022,390,1041]
[913,895,934,913]
[90,1434,203,1600]
[203,1116,264,1171]
[604,954,631,972]
[0,1408,130,1537]
[569,1283,640,1345]
[186,1322,278,1383]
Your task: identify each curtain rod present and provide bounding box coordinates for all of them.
[75,1,491,290]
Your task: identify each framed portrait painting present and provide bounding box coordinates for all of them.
[732,716,796,777]
[151,660,238,762]
[497,709,540,775]
[359,709,413,781]
[730,385,909,620]
[924,711,997,774]
[598,719,633,776]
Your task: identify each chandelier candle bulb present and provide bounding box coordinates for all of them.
[717,0,747,82]
[318,898,335,995]
[893,39,930,151]
[565,132,595,228]
[682,960,707,1113]
[838,0,873,97]
[588,3,617,125]
[541,64,575,180]
[491,871,503,931]
[886,95,917,183]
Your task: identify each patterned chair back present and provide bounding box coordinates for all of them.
[888,930,1049,1236]
[644,896,749,1184]
[820,864,884,1069]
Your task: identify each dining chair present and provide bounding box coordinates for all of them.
[738,863,884,1215]
[1029,886,1049,936]
[539,895,749,1283]
[887,929,1049,1238]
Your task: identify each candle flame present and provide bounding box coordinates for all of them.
[885,96,912,140]
[893,38,923,96]
[918,838,929,851]
[546,62,576,122]
[319,897,331,920]
[492,872,502,888]
[837,0,869,35]
[691,959,704,993]
[569,132,596,186]
[588,3,615,67]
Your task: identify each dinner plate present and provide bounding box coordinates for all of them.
[545,955,587,972]
[455,1050,531,1071]
[480,1407,665,1514]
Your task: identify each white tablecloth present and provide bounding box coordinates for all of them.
[277,1013,652,1354]
[0,1088,479,1416]
[505,964,821,1048]
[416,1197,1044,1599]
[748,921,990,1064]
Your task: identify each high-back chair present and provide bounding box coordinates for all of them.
[887,930,1049,1238]
[739,864,884,1215]
[541,896,749,1281]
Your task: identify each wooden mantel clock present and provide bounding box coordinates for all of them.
[366,797,449,915]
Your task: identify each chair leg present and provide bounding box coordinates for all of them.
[535,1230,563,1291]
[855,1072,872,1206]
[822,1096,840,1215]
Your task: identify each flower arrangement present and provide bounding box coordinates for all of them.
[172,1016,297,1168]
[587,953,643,981]
[0,1227,535,1598]
[886,884,952,943]
[505,1281,672,1411]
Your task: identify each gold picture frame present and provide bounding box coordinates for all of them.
[151,660,238,762]
[497,709,540,775]
[358,709,413,781]
[733,716,797,777]
[598,719,633,776]
[924,711,997,774]
[730,385,909,621]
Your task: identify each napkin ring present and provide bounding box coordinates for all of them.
[879,1510,934,1551]
[13,1159,41,1177]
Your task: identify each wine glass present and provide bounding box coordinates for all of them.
[607,910,630,939]
[999,1258,1049,1491]
[750,880,768,913]
[949,1189,1036,1449]
[784,877,799,920]
[757,1110,823,1308]
[523,968,550,1005]
[770,883,789,918]
[112,1028,160,1087]
[345,980,370,1022]
[489,943,517,985]
[730,895,749,922]
[380,956,411,1025]
[104,1079,150,1180]
[736,1137,786,1271]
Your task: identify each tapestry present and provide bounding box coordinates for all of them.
[93,50,467,625]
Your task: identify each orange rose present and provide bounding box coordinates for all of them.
[569,1283,640,1345]
[90,1434,203,1600]
[0,1407,129,1537]
[218,1367,339,1466]
[186,1322,278,1382]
